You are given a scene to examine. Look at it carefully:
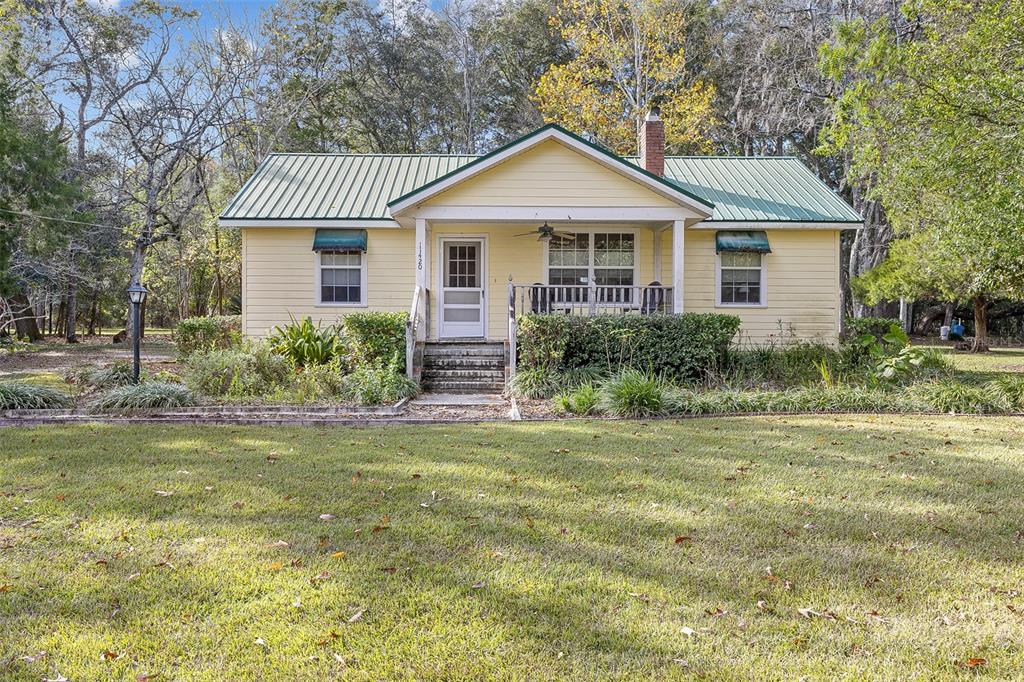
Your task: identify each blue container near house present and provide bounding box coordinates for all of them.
[950,320,966,338]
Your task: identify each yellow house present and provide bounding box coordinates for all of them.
[220,116,860,390]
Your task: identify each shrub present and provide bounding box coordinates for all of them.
[175,315,241,357]
[844,316,900,341]
[268,316,344,367]
[342,312,407,369]
[0,382,74,410]
[665,385,928,416]
[339,357,418,406]
[517,313,740,380]
[911,380,1008,414]
[290,361,347,403]
[91,382,198,411]
[554,382,601,416]
[184,343,292,398]
[600,369,666,418]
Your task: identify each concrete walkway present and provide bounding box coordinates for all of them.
[411,392,507,406]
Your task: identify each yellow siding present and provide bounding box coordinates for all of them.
[241,225,840,345]
[241,227,414,337]
[424,139,678,208]
[680,229,841,344]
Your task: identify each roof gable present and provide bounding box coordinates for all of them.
[386,124,714,218]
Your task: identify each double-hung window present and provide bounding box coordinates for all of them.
[319,251,365,305]
[313,229,368,306]
[548,231,636,304]
[715,230,770,307]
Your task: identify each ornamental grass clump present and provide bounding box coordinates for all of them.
[600,369,666,418]
[65,361,136,391]
[0,382,73,410]
[554,382,601,416]
[90,382,198,411]
[912,380,1008,414]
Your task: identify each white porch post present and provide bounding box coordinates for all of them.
[672,219,684,313]
[415,217,429,292]
[653,227,662,282]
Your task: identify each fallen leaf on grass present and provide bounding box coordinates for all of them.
[153,558,175,570]
[965,658,987,668]
[347,608,366,623]
[704,607,727,618]
[471,580,485,590]
[317,631,340,646]
[319,514,336,521]
[331,551,346,559]
[380,566,397,574]
[268,561,284,571]
[255,637,268,648]
[232,501,245,510]
[43,676,69,682]
[411,473,421,479]
[136,674,159,682]
[101,650,123,661]
[310,571,330,585]
[266,540,290,549]
[680,626,696,637]
[0,584,12,592]
[628,592,650,603]
[154,490,174,497]
[674,535,693,545]
[756,600,774,613]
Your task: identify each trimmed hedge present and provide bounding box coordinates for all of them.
[341,312,407,368]
[175,315,242,357]
[517,313,740,380]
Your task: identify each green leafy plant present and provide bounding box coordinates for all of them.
[290,359,348,403]
[342,312,407,369]
[268,316,344,367]
[600,369,665,418]
[554,382,601,416]
[339,356,418,406]
[517,313,740,380]
[175,315,242,357]
[91,382,198,411]
[0,382,74,410]
[184,343,292,398]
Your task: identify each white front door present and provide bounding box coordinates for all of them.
[439,238,486,339]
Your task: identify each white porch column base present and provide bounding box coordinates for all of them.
[672,219,684,313]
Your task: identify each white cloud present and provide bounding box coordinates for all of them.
[86,0,122,10]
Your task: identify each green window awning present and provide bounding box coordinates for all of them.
[312,229,367,252]
[715,230,771,254]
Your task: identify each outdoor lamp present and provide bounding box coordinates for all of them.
[127,283,148,383]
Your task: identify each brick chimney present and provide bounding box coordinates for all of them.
[639,107,665,176]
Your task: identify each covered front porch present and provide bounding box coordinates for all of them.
[408,217,688,343]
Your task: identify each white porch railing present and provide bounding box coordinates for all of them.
[506,280,673,379]
[405,284,430,380]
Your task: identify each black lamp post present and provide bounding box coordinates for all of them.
[127,283,148,384]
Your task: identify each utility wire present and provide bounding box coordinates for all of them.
[0,207,117,230]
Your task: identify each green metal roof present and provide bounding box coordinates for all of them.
[716,230,772,253]
[221,138,861,224]
[312,228,367,252]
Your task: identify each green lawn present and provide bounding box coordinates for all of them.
[932,347,1024,382]
[2,417,1023,680]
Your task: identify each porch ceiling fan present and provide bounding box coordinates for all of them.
[514,222,576,241]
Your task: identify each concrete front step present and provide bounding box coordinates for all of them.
[423,343,505,358]
[422,380,505,393]
[422,369,505,380]
[424,356,504,369]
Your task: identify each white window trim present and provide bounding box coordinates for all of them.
[715,251,768,308]
[542,227,640,288]
[314,249,368,308]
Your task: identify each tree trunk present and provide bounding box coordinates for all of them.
[65,281,79,343]
[87,289,99,335]
[943,302,954,328]
[11,291,42,342]
[971,295,990,352]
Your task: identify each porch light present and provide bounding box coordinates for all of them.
[127,283,148,383]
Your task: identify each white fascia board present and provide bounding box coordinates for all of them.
[692,220,862,230]
[219,219,403,228]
